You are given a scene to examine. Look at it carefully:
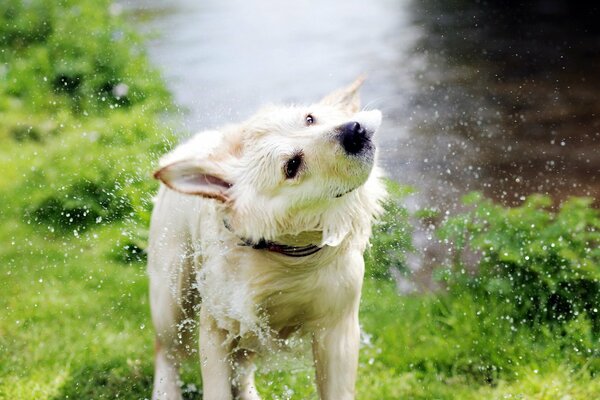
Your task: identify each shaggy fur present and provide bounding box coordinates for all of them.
[148,78,386,400]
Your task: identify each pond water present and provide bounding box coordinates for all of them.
[125,0,600,289]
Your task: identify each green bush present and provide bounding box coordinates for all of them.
[0,0,169,115]
[0,0,175,255]
[366,180,414,279]
[29,179,133,231]
[439,192,600,333]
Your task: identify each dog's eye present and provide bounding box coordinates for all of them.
[305,114,315,126]
[284,154,303,179]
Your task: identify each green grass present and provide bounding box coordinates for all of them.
[1,0,598,398]
[1,225,598,399]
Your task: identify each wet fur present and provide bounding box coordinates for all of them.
[148,78,386,399]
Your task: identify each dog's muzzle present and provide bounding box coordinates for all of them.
[337,121,373,156]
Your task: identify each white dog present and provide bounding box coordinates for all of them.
[148,78,386,400]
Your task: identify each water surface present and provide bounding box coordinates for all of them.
[125,0,600,288]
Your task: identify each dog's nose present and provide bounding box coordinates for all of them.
[338,121,368,155]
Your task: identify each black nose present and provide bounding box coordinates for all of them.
[338,121,368,155]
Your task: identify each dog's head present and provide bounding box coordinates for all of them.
[155,77,384,247]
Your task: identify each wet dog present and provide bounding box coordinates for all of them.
[148,78,386,399]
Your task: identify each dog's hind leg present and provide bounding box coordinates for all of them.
[232,350,261,400]
[152,336,182,400]
[149,241,198,400]
[149,191,199,400]
[199,307,236,400]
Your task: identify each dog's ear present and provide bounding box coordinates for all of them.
[320,211,353,247]
[153,131,238,203]
[320,227,350,248]
[320,75,365,113]
[154,159,232,202]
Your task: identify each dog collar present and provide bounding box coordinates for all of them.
[223,220,323,257]
[240,238,323,257]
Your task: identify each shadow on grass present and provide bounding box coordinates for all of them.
[51,359,203,400]
[51,359,153,400]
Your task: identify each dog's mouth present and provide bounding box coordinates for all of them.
[334,186,358,198]
[333,111,381,197]
[331,118,379,198]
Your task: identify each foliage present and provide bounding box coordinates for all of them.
[366,180,414,279]
[439,192,600,333]
[29,179,133,231]
[0,0,169,115]
[0,0,175,238]
[360,281,599,395]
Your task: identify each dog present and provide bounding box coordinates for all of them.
[148,77,386,400]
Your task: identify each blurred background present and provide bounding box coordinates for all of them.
[126,0,600,289]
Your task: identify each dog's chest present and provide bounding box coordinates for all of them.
[252,254,358,329]
[191,200,365,346]
[197,244,362,340]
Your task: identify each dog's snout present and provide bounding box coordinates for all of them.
[338,121,369,155]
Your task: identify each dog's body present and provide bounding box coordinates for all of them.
[148,79,386,400]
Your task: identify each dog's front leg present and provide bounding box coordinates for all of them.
[199,307,234,400]
[312,311,360,400]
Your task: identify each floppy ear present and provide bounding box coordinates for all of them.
[320,75,365,113]
[154,159,232,202]
[153,130,236,203]
[320,227,350,247]
[320,211,353,247]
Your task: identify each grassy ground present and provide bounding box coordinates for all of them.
[1,0,598,399]
[1,219,599,399]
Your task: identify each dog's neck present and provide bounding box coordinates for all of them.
[223,220,324,257]
[240,238,323,257]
